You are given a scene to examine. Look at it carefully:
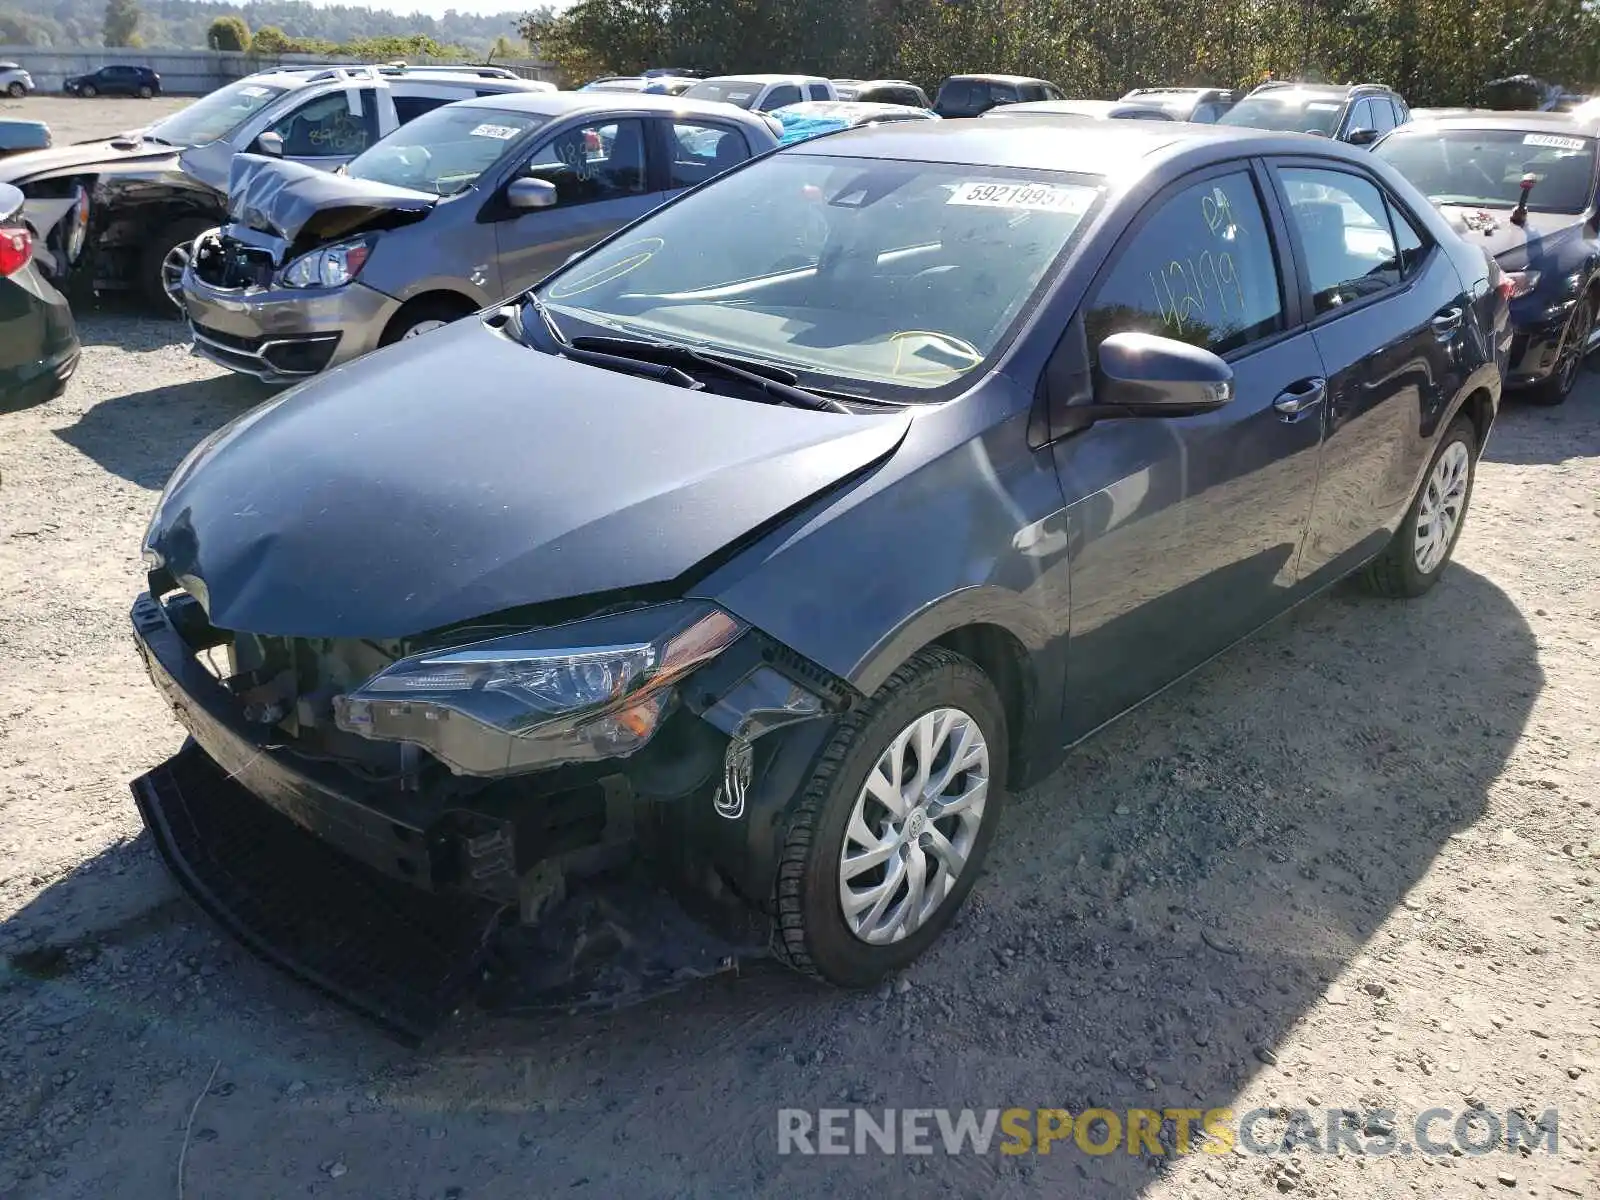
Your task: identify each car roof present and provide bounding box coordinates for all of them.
[1250,82,1360,98]
[942,74,1052,86]
[701,73,829,85]
[791,116,1317,173]
[991,99,1138,118]
[452,90,769,122]
[1391,111,1600,136]
[840,79,920,88]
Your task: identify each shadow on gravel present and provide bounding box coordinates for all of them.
[53,373,269,488]
[1484,372,1600,465]
[0,567,1539,1199]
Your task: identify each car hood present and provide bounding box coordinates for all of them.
[220,153,436,245]
[0,134,176,184]
[145,318,912,639]
[1436,204,1586,265]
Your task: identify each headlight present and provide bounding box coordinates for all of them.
[279,237,372,288]
[334,602,745,777]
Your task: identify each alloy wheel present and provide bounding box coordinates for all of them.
[1554,298,1593,397]
[838,706,989,945]
[160,241,192,309]
[1412,440,1470,574]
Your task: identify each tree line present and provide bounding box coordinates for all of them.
[519,0,1600,104]
[0,0,538,56]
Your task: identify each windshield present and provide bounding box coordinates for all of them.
[536,154,1102,400]
[682,79,763,109]
[1374,128,1597,213]
[1218,93,1344,136]
[147,80,289,147]
[346,105,546,196]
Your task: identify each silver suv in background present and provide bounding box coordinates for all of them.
[680,74,837,111]
[0,62,34,98]
[181,91,780,382]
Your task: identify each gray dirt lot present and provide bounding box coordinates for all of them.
[1,99,1598,1200]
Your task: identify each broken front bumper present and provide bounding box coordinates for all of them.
[181,270,397,384]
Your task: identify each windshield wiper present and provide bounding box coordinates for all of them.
[570,335,852,413]
[512,295,700,389]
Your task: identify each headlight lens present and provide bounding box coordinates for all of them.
[280,237,372,288]
[335,602,745,776]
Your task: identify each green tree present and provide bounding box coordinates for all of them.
[207,14,250,51]
[250,24,290,54]
[102,0,139,47]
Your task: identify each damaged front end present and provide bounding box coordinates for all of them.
[130,578,853,1031]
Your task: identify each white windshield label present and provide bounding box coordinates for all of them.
[947,181,1091,213]
[240,85,268,97]
[1524,132,1586,151]
[469,123,521,140]
[1305,101,1342,111]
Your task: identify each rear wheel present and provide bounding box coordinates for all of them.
[1357,416,1476,599]
[773,647,1007,987]
[141,218,215,312]
[1529,294,1594,406]
[6,82,23,98]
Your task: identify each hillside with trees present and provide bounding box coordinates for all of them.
[0,0,547,56]
[521,0,1600,104]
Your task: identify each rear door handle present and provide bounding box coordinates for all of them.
[1272,377,1326,421]
[1432,306,1463,335]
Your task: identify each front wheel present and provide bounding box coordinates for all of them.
[1529,294,1594,406]
[141,218,215,311]
[773,647,1007,987]
[6,82,23,98]
[79,84,96,98]
[1357,416,1476,599]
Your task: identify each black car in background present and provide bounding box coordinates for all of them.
[833,79,931,108]
[1375,111,1600,403]
[132,120,1503,1012]
[1220,81,1409,145]
[1120,86,1237,122]
[0,183,78,407]
[64,65,162,98]
[933,74,1063,117]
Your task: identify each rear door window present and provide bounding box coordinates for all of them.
[523,118,648,205]
[1085,170,1285,356]
[1278,167,1404,312]
[806,82,830,101]
[988,83,1020,106]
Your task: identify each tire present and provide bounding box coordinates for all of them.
[1528,294,1594,406]
[380,296,474,346]
[140,218,215,312]
[138,85,153,99]
[5,82,23,98]
[773,647,1008,987]
[80,84,96,98]
[1357,416,1476,599]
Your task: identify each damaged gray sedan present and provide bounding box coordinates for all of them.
[181,90,777,382]
[134,119,1501,1026]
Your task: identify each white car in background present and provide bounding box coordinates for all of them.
[0,62,35,98]
[681,73,837,112]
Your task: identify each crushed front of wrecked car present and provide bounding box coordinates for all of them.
[133,316,907,920]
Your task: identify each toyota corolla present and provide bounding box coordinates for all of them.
[133,119,1505,1000]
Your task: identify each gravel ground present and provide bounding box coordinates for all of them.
[0,100,1597,1200]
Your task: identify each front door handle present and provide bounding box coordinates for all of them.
[1272,376,1326,421]
[1432,306,1463,335]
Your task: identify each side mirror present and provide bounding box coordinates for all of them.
[1094,332,1233,416]
[254,131,284,157]
[1346,126,1379,145]
[507,177,558,210]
